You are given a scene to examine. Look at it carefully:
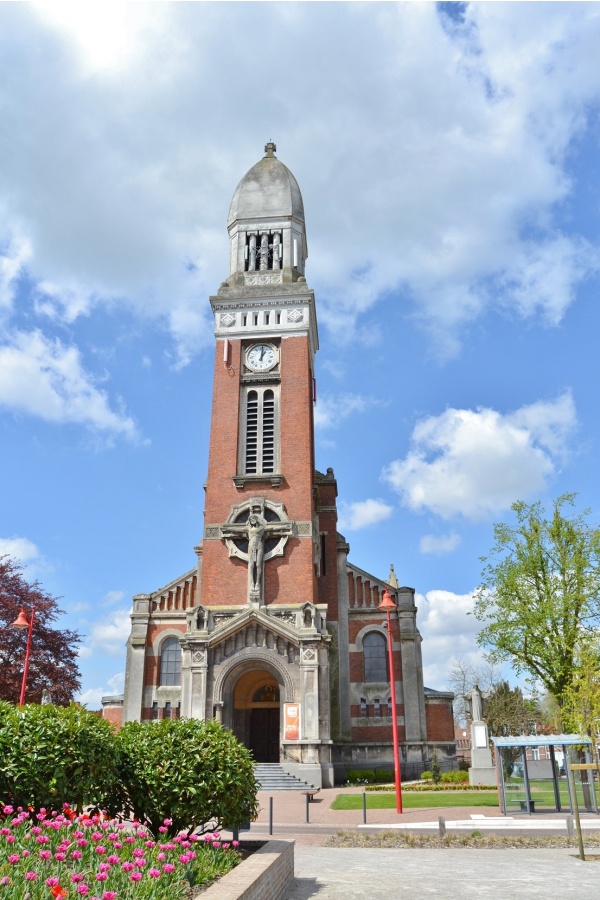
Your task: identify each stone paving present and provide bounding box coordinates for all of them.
[235,788,600,898]
[243,787,600,842]
[286,847,600,899]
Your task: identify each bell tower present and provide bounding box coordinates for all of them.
[118,143,455,787]
[200,143,319,610]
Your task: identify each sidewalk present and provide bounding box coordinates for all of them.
[286,847,600,899]
[240,787,600,845]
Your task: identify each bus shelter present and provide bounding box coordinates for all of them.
[492,734,596,815]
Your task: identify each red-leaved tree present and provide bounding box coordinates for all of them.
[0,555,81,705]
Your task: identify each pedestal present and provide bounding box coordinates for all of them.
[469,720,496,786]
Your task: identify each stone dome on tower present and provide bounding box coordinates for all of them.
[227,141,305,228]
[224,142,308,285]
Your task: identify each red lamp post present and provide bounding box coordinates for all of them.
[378,586,403,813]
[11,607,36,706]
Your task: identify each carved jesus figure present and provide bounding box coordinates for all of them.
[221,506,292,604]
[248,514,267,596]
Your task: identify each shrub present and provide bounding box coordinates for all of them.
[118,718,259,836]
[0,701,123,814]
[346,769,375,785]
[420,770,432,781]
[441,770,469,784]
[373,769,395,784]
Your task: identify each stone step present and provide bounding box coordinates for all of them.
[253,764,315,791]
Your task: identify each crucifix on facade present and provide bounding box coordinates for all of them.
[220,502,292,605]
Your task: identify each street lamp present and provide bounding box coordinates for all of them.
[378,586,403,813]
[11,607,36,706]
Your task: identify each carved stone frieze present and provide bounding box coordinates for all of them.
[192,650,206,665]
[244,273,283,286]
[287,308,304,323]
[212,621,297,666]
[220,313,236,327]
[213,284,312,301]
[204,526,220,539]
[273,611,297,626]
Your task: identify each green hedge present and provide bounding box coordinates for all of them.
[0,701,123,814]
[0,703,259,836]
[118,718,258,835]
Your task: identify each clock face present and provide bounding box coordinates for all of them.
[247,344,276,371]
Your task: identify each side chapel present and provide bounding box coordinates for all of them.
[110,144,455,787]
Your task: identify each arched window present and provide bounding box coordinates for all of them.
[363,632,388,683]
[159,637,181,686]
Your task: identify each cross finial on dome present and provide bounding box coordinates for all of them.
[264,140,277,158]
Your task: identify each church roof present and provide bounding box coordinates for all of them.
[227,142,305,227]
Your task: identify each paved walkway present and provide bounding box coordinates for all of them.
[240,787,600,844]
[231,789,600,898]
[285,847,600,899]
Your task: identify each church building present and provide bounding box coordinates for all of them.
[111,144,455,787]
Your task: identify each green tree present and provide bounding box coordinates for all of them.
[118,718,259,836]
[483,680,541,737]
[0,555,81,704]
[561,636,600,758]
[474,494,600,714]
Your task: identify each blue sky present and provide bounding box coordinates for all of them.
[1,2,599,706]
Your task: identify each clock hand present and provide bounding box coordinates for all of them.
[260,346,265,361]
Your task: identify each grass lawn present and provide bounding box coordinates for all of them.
[332,792,500,810]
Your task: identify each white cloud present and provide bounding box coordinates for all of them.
[0,4,596,360]
[79,608,131,659]
[338,499,394,532]
[78,672,125,709]
[419,533,461,556]
[314,393,373,430]
[0,229,31,315]
[100,589,125,607]
[416,589,483,689]
[383,391,577,520]
[0,536,40,564]
[0,330,139,440]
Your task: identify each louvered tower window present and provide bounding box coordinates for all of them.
[243,387,279,475]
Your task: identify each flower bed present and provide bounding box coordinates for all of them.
[0,804,241,899]
[365,783,498,792]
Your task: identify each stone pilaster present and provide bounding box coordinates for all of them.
[397,587,427,744]
[336,535,352,740]
[122,595,151,723]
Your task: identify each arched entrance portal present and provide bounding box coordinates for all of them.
[233,669,280,763]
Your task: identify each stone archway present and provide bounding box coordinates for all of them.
[232,669,281,763]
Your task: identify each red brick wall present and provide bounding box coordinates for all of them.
[201,336,318,608]
[425,699,455,741]
[102,706,123,729]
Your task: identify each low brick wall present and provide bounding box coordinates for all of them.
[197,840,294,900]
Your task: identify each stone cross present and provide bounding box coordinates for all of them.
[221,508,291,604]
